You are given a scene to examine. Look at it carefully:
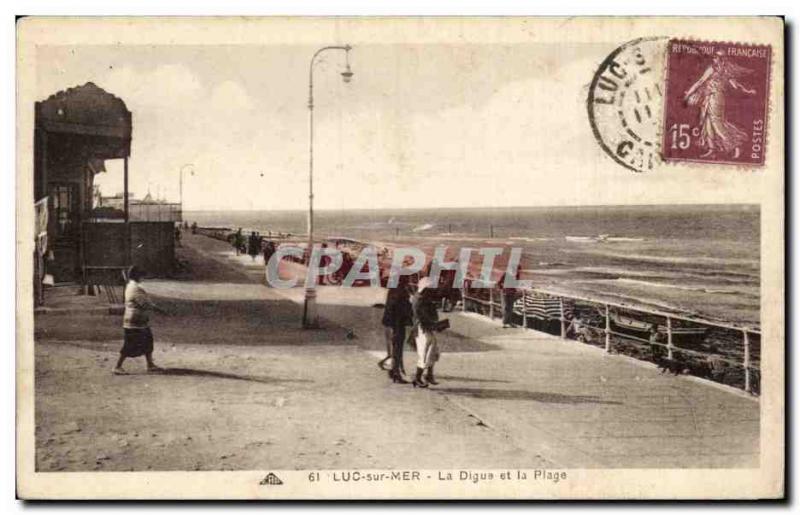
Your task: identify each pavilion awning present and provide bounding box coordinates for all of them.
[35,82,132,159]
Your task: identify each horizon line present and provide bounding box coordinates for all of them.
[183,202,759,213]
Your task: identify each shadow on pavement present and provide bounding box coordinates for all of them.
[436,386,623,404]
[35,297,350,346]
[435,375,512,384]
[316,303,501,353]
[155,367,309,385]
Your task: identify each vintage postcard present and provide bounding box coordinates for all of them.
[16,16,784,500]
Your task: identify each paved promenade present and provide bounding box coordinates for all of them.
[200,233,761,468]
[34,232,759,471]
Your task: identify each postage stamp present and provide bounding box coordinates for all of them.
[662,40,771,166]
[587,37,667,173]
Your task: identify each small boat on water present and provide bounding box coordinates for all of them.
[609,312,708,345]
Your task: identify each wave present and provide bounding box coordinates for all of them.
[522,269,573,276]
[509,236,557,242]
[572,266,759,285]
[565,236,598,242]
[570,250,759,268]
[565,235,645,243]
[540,284,689,315]
[604,237,645,242]
[538,261,570,268]
[595,278,756,296]
[544,282,758,323]
[412,223,435,233]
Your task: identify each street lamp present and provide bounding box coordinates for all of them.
[179,163,194,220]
[303,44,353,329]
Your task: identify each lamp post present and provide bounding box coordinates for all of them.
[179,163,194,221]
[179,163,195,206]
[303,45,353,329]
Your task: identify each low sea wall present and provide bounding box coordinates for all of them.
[462,286,760,396]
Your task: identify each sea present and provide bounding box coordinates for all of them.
[185,204,760,327]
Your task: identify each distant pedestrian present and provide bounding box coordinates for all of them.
[340,251,355,284]
[501,285,517,328]
[113,266,168,375]
[500,269,521,328]
[247,231,259,261]
[174,225,182,247]
[191,221,197,234]
[380,276,413,383]
[262,240,275,266]
[233,228,244,255]
[319,243,330,284]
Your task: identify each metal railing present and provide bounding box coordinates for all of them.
[129,203,182,222]
[194,226,232,242]
[462,285,761,396]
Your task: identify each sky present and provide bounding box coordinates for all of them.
[35,41,768,211]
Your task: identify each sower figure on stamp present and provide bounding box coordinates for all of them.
[684,50,756,159]
[113,266,169,375]
[380,275,413,383]
[411,276,442,388]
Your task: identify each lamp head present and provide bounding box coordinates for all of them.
[341,63,353,83]
[341,47,354,83]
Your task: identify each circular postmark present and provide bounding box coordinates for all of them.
[588,37,668,173]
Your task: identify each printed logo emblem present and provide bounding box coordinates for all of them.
[259,472,284,486]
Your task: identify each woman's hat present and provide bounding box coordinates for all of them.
[128,266,145,281]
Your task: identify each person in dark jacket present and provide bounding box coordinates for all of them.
[500,278,517,328]
[233,228,244,255]
[381,277,414,383]
[262,240,276,266]
[412,276,441,387]
[247,231,260,261]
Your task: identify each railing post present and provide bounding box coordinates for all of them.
[743,330,751,393]
[559,297,566,338]
[604,304,611,352]
[501,287,506,324]
[522,289,528,329]
[666,316,674,361]
[461,287,466,312]
[489,286,494,320]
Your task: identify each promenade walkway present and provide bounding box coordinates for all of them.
[204,234,760,468]
[33,232,759,471]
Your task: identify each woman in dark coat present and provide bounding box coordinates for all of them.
[233,228,244,255]
[381,277,414,383]
[247,231,259,261]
